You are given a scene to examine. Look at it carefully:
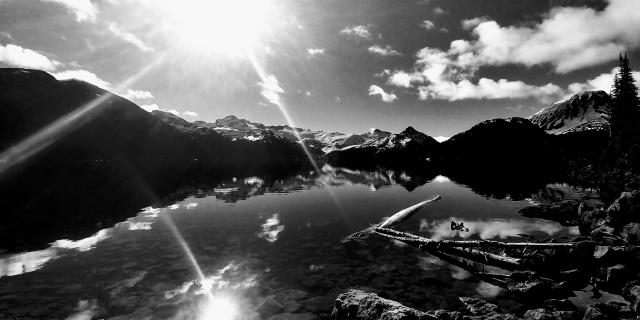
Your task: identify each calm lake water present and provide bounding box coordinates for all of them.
[0,165,588,320]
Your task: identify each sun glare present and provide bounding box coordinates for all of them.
[163,0,275,56]
[200,296,237,320]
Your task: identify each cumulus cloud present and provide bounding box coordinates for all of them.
[386,47,563,101]
[368,85,398,103]
[108,23,153,52]
[340,25,372,39]
[421,20,435,31]
[368,45,402,56]
[456,0,640,73]
[183,111,198,117]
[52,69,111,90]
[306,48,325,57]
[0,44,61,71]
[259,74,285,106]
[41,0,97,22]
[121,89,153,100]
[461,17,488,30]
[568,67,640,95]
[434,136,450,142]
[433,7,446,15]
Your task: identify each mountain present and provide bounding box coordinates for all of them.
[0,68,308,251]
[529,91,612,159]
[326,126,440,166]
[529,91,611,135]
[438,117,559,169]
[191,114,391,154]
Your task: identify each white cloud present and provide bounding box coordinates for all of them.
[168,109,181,116]
[418,78,563,101]
[368,85,398,103]
[52,69,111,90]
[41,0,97,22]
[108,23,153,52]
[140,104,159,112]
[368,45,401,56]
[121,89,153,100]
[567,68,640,95]
[421,20,435,31]
[387,71,422,88]
[306,48,325,57]
[461,17,488,30]
[258,74,284,106]
[457,0,640,73]
[340,25,372,39]
[183,111,198,117]
[434,136,450,142]
[0,44,61,71]
[433,7,446,15]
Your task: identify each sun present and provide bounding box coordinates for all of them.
[161,0,275,56]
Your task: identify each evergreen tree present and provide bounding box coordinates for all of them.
[609,53,640,169]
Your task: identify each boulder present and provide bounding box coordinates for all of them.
[522,308,580,320]
[621,223,640,244]
[582,301,635,320]
[458,297,500,316]
[606,191,640,226]
[331,289,437,320]
[605,264,628,290]
[519,200,581,225]
[622,281,640,313]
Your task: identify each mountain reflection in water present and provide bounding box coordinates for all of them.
[0,165,592,319]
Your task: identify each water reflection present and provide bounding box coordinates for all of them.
[419,218,579,241]
[0,165,592,319]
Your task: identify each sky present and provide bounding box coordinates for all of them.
[0,0,639,137]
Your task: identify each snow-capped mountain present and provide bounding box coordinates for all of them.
[529,91,611,135]
[190,115,391,154]
[326,126,440,165]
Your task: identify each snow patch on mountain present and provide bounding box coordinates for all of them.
[529,90,611,135]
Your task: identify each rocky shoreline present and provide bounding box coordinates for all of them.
[330,189,640,320]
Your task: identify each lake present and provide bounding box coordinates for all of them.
[0,165,589,320]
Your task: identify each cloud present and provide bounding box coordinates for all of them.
[433,7,446,15]
[461,17,488,30]
[52,69,111,90]
[168,109,181,116]
[340,25,372,39]
[368,85,398,103]
[258,74,284,106]
[434,136,450,142]
[306,48,325,57]
[421,20,435,31]
[140,104,159,112]
[0,44,61,71]
[387,47,563,101]
[108,23,153,52]
[368,45,402,56]
[183,111,198,117]
[121,89,153,100]
[41,0,97,22]
[567,68,640,95]
[456,0,640,73]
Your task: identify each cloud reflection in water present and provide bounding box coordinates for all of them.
[420,218,576,240]
[258,213,284,243]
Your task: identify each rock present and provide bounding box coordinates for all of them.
[459,297,500,316]
[331,289,437,320]
[506,271,553,297]
[605,264,628,289]
[621,223,640,244]
[582,301,635,320]
[542,299,577,312]
[606,191,640,226]
[267,312,317,320]
[257,296,284,318]
[622,281,640,313]
[522,308,580,320]
[519,200,581,225]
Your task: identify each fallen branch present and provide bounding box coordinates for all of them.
[378,195,442,228]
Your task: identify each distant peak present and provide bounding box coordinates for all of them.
[401,126,420,134]
[222,115,239,120]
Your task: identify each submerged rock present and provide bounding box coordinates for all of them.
[622,281,640,314]
[331,289,437,320]
[582,301,635,320]
[506,272,554,297]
